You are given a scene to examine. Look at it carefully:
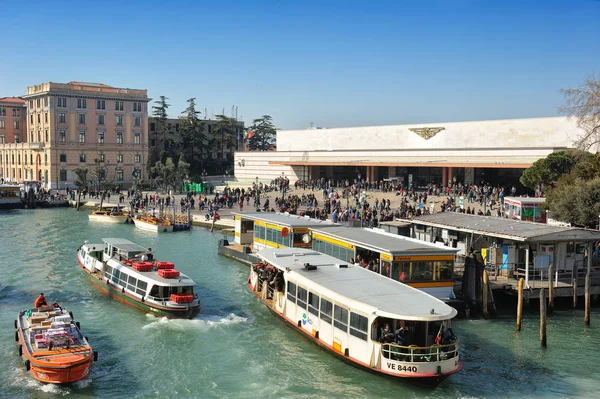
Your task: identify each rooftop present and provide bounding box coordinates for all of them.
[311,227,458,255]
[258,247,456,321]
[403,213,600,242]
[235,212,339,228]
[0,97,25,105]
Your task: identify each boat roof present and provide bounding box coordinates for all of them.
[310,227,458,256]
[234,212,340,228]
[257,247,456,321]
[503,196,546,204]
[102,238,148,253]
[110,260,196,287]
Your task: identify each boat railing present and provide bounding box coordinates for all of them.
[145,293,199,303]
[380,340,459,363]
[256,277,275,299]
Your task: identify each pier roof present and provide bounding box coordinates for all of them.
[310,227,458,256]
[258,247,456,321]
[402,213,600,242]
[234,212,339,228]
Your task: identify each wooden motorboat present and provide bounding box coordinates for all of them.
[88,207,130,223]
[15,304,97,384]
[132,214,173,233]
[77,238,200,318]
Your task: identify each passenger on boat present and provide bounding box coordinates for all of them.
[380,323,395,343]
[395,326,410,346]
[147,249,154,261]
[34,293,47,308]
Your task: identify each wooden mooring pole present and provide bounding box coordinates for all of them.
[585,274,591,326]
[573,278,578,309]
[516,278,524,331]
[540,288,547,348]
[548,265,554,312]
[482,269,489,318]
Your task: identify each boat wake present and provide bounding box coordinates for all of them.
[10,366,80,395]
[142,313,248,331]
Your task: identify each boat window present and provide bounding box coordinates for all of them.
[287,281,296,303]
[320,298,332,324]
[297,286,307,309]
[180,286,194,295]
[136,280,148,295]
[111,269,120,284]
[119,271,129,287]
[104,265,113,280]
[311,238,354,263]
[349,312,368,341]
[128,275,137,291]
[149,284,159,297]
[308,292,319,316]
[392,259,453,282]
[254,224,265,241]
[334,306,348,332]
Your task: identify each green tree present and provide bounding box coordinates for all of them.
[146,146,160,178]
[247,115,276,151]
[151,96,173,162]
[211,115,239,174]
[560,75,600,151]
[179,98,207,179]
[520,151,577,192]
[90,159,117,209]
[174,155,191,191]
[547,177,600,227]
[72,167,88,211]
[150,156,189,193]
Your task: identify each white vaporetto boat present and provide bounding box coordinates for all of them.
[250,247,462,385]
[132,214,173,233]
[0,184,23,209]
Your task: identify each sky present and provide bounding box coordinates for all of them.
[1,0,599,130]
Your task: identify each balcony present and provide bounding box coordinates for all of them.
[29,142,44,151]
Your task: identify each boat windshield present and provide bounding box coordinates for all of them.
[148,285,194,301]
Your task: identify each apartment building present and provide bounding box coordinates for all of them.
[0,97,28,180]
[0,81,150,189]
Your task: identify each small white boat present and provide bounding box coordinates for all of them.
[132,215,173,233]
[88,207,130,223]
[250,247,462,385]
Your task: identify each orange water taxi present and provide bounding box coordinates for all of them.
[15,304,97,384]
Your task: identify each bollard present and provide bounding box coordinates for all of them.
[517,278,524,331]
[483,270,489,319]
[585,274,591,326]
[548,265,554,312]
[573,279,577,309]
[540,288,547,348]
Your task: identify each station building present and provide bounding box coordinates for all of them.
[0,81,150,189]
[233,116,584,188]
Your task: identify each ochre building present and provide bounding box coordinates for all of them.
[0,81,150,189]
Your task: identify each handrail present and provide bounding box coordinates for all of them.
[380,339,459,363]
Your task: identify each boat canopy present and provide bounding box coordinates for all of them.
[257,247,457,321]
[103,238,148,258]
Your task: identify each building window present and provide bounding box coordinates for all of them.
[0,135,4,143]
[134,132,141,144]
[13,121,19,130]
[134,116,141,127]
[60,169,67,181]
[133,102,142,112]
[29,100,33,108]
[98,114,105,125]
[58,97,67,107]
[37,99,41,108]
[79,153,86,162]
[45,153,47,165]
[45,112,48,123]
[134,154,141,163]
[13,108,21,117]
[98,153,105,162]
[117,154,123,163]
[115,101,123,111]
[78,113,86,124]
[60,154,66,162]
[116,132,123,144]
[30,114,33,124]
[0,120,4,129]
[38,113,41,123]
[45,128,48,142]
[98,169,106,181]
[116,169,123,181]
[151,139,156,147]
[58,112,66,123]
[44,97,48,107]
[59,130,66,143]
[15,134,20,143]
[150,122,155,132]
[116,115,123,126]
[98,131,105,144]
[79,131,86,143]
[96,100,105,110]
[0,107,5,116]
[77,98,87,109]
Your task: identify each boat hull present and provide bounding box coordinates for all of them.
[88,214,129,223]
[77,257,199,318]
[248,282,460,386]
[133,218,173,233]
[0,201,24,209]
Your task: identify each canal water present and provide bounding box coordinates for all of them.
[1,208,599,399]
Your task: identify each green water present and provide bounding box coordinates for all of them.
[0,208,599,398]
